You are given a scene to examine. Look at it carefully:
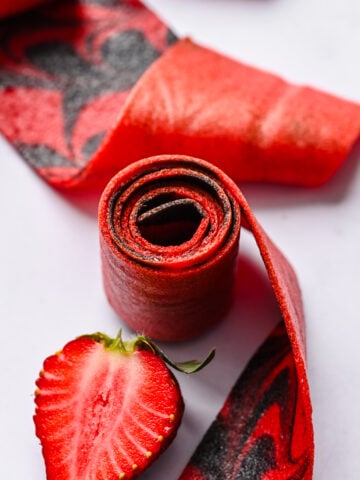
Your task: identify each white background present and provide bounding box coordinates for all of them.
[1,0,360,478]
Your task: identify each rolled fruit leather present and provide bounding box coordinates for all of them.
[0,0,359,190]
[99,155,314,479]
[99,155,242,341]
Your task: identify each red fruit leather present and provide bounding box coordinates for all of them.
[99,155,313,479]
[99,155,242,341]
[106,38,360,188]
[179,321,311,479]
[0,0,359,189]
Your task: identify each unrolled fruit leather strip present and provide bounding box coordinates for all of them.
[0,0,177,186]
[180,321,309,479]
[0,0,359,189]
[100,38,360,189]
[99,155,313,478]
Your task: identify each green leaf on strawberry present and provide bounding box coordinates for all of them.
[34,330,214,479]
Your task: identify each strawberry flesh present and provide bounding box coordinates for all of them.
[34,335,184,479]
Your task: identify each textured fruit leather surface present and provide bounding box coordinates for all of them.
[0,0,359,478]
[179,323,309,480]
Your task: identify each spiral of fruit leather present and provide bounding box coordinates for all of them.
[99,154,313,478]
[0,0,359,189]
[99,155,241,341]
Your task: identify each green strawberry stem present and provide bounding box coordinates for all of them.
[82,330,215,374]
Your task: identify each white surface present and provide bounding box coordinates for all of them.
[1,0,360,478]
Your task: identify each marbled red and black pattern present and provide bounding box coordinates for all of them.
[0,0,176,178]
[180,322,312,480]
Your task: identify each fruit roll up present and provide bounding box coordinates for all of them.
[0,0,359,190]
[98,155,241,341]
[99,155,314,478]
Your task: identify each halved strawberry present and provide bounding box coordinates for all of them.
[34,331,214,479]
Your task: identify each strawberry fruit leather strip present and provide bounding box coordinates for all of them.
[99,155,313,479]
[118,39,360,188]
[0,0,177,187]
[0,0,360,189]
[179,322,311,480]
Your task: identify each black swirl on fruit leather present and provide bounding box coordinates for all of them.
[184,322,311,479]
[0,0,177,169]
